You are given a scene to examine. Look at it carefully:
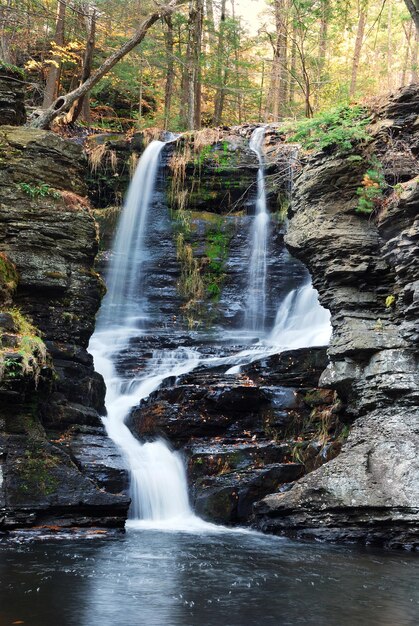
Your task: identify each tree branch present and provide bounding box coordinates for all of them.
[30,0,183,129]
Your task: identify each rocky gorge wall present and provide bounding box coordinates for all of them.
[255,86,419,549]
[1,77,417,548]
[0,125,129,530]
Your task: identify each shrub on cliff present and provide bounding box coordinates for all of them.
[287,105,371,154]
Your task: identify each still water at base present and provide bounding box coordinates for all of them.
[0,529,418,626]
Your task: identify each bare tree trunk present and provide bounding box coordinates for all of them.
[231,0,242,123]
[314,0,329,109]
[65,6,96,124]
[213,0,227,125]
[0,0,13,63]
[411,26,419,83]
[205,0,216,51]
[289,26,297,106]
[180,0,202,130]
[401,21,413,86]
[349,8,367,99]
[31,2,179,129]
[258,60,265,122]
[181,2,193,129]
[404,0,419,32]
[193,0,203,128]
[163,15,174,130]
[387,0,393,90]
[264,0,288,121]
[42,0,66,109]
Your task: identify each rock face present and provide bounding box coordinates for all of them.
[0,68,26,126]
[0,126,129,530]
[254,85,419,549]
[130,347,339,525]
[166,126,293,214]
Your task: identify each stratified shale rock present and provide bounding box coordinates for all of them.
[255,85,419,549]
[0,126,129,530]
[0,68,26,126]
[130,347,338,525]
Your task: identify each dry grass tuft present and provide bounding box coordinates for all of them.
[88,144,118,174]
[88,143,107,174]
[128,152,139,177]
[169,144,192,209]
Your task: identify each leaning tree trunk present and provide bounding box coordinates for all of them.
[31,2,179,130]
[43,0,66,109]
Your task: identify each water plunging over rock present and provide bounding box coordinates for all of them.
[245,127,269,332]
[254,86,419,549]
[90,140,202,526]
[90,124,333,529]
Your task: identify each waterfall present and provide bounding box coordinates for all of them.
[245,126,269,332]
[102,141,166,327]
[89,132,332,531]
[90,140,200,526]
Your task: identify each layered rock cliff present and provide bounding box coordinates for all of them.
[0,68,26,126]
[255,86,419,549]
[0,126,129,530]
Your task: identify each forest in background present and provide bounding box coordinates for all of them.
[1,0,419,131]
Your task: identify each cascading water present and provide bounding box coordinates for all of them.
[90,129,331,530]
[268,279,332,348]
[102,140,166,327]
[245,126,269,332]
[90,140,199,526]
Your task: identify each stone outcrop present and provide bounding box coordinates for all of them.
[167,126,294,215]
[0,68,26,126]
[254,85,419,549]
[130,347,339,525]
[0,126,129,530]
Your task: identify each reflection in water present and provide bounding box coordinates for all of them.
[0,530,418,626]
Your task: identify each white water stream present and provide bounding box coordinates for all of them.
[90,140,200,527]
[245,126,269,331]
[90,131,332,529]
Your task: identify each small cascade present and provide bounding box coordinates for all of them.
[90,140,200,525]
[268,279,332,349]
[245,126,269,332]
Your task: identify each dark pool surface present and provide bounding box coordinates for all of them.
[0,528,418,626]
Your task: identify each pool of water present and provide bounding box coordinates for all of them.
[0,528,418,626]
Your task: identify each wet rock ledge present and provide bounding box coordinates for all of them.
[0,125,129,531]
